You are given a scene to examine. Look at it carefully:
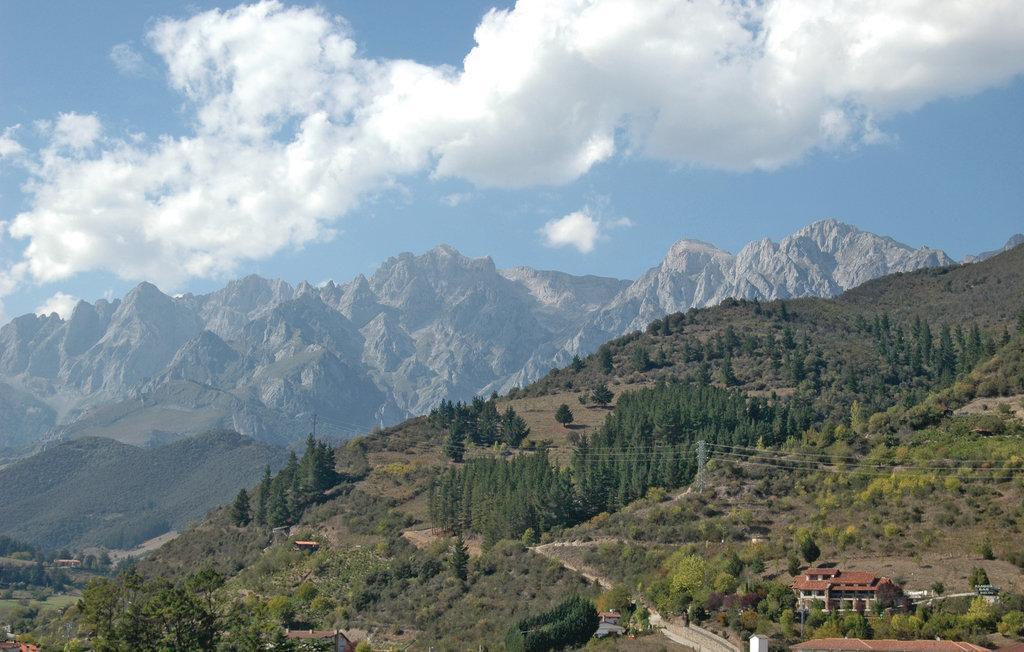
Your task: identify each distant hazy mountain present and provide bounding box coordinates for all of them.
[0,430,287,549]
[0,219,955,451]
[963,234,1024,263]
[571,219,955,348]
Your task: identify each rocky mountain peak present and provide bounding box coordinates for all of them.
[662,239,735,273]
[0,220,978,452]
[121,281,169,308]
[964,233,1024,263]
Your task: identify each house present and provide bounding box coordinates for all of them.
[293,540,321,552]
[595,610,625,638]
[751,634,772,652]
[54,558,81,568]
[791,568,901,612]
[599,611,621,625]
[792,638,986,652]
[283,629,355,652]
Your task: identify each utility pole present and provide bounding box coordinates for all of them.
[696,439,708,491]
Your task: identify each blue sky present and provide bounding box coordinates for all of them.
[0,0,1022,321]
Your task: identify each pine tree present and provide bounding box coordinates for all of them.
[719,352,738,386]
[445,423,466,462]
[570,355,585,372]
[310,439,336,494]
[632,346,651,372]
[255,465,271,525]
[501,407,530,447]
[799,534,820,563]
[554,404,574,428]
[937,325,957,379]
[696,361,712,385]
[449,535,469,581]
[598,346,614,374]
[230,488,251,526]
[591,384,614,407]
[476,400,500,445]
[267,478,290,527]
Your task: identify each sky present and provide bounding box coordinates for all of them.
[0,0,1022,322]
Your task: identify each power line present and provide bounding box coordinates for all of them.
[706,443,1024,472]
[559,441,1024,479]
[709,451,1024,479]
[705,441,1023,467]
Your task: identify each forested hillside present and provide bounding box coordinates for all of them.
[526,243,1024,426]
[19,245,1024,650]
[0,431,288,549]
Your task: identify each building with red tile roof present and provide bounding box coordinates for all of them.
[791,568,902,612]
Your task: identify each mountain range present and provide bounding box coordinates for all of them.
[0,219,971,453]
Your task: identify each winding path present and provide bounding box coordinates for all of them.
[530,539,740,652]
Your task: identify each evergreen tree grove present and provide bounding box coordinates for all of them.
[230,488,251,526]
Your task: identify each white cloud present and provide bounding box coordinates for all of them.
[3,0,1023,297]
[0,126,24,159]
[35,292,78,319]
[539,208,635,253]
[51,113,102,151]
[109,42,153,77]
[440,192,472,207]
[540,210,602,253]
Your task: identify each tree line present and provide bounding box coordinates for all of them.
[429,451,575,545]
[232,435,339,528]
[429,382,805,540]
[429,396,531,462]
[574,382,808,515]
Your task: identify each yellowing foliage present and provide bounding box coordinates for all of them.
[856,473,938,505]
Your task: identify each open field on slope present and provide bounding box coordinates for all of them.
[497,383,650,464]
[0,593,77,619]
[825,555,1024,595]
[956,394,1024,419]
[105,530,180,562]
[401,527,484,557]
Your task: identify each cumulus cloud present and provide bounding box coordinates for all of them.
[539,208,635,253]
[540,210,602,253]
[3,0,1023,295]
[35,291,78,319]
[109,42,153,77]
[0,126,24,159]
[51,113,102,151]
